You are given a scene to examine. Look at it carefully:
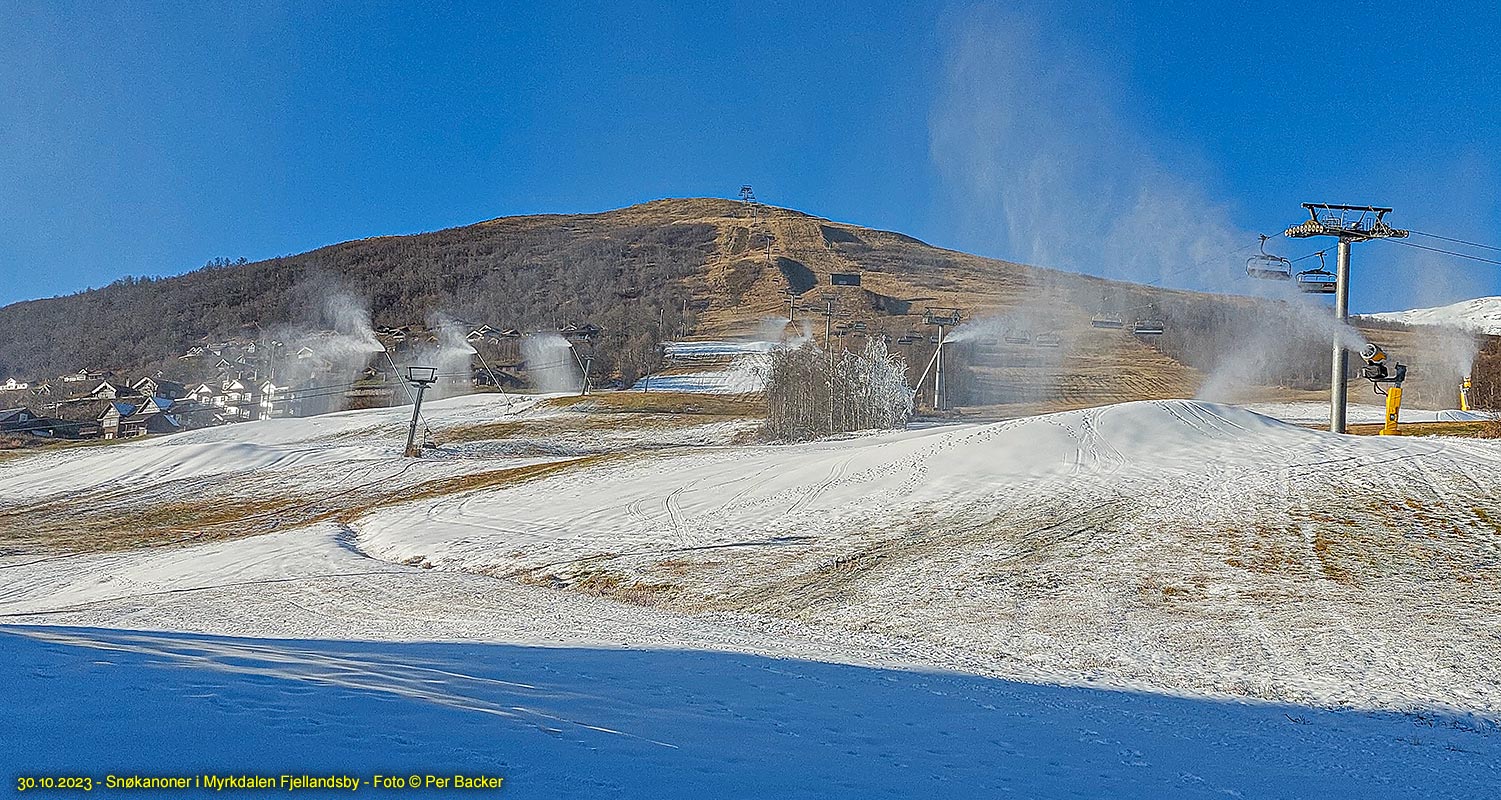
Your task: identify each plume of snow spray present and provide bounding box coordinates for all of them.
[264,288,385,397]
[521,332,582,393]
[929,9,1248,293]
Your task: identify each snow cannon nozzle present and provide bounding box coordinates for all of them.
[1359,343,1404,387]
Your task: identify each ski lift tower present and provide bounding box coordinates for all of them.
[402,365,438,458]
[1283,203,1408,433]
[922,307,962,410]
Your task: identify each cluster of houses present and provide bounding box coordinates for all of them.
[0,321,598,444]
[1,374,330,441]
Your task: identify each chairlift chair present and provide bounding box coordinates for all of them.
[1090,294,1124,329]
[1132,319,1166,336]
[1004,330,1031,345]
[1296,252,1337,294]
[1033,332,1061,348]
[1246,234,1292,280]
[922,307,963,327]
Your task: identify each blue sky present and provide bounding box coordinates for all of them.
[2,1,1498,312]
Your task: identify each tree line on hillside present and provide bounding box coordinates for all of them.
[0,219,717,387]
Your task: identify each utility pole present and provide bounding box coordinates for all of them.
[1284,204,1408,433]
[579,353,594,395]
[921,308,962,411]
[402,365,437,457]
[821,294,837,367]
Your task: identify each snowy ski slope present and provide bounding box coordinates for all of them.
[3,393,1500,796]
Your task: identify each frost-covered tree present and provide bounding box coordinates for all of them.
[763,337,913,441]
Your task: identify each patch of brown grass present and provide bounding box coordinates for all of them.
[549,391,763,418]
[334,456,611,523]
[433,420,529,444]
[514,565,681,607]
[1311,532,1356,584]
[0,492,322,554]
[4,455,611,557]
[1345,420,1499,438]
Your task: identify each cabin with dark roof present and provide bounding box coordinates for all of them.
[132,377,187,400]
[0,407,37,432]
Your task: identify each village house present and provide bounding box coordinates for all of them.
[220,378,260,421]
[132,377,188,400]
[98,401,137,439]
[88,381,144,401]
[0,378,30,391]
[259,379,294,418]
[187,382,224,406]
[466,324,501,343]
[62,369,105,383]
[118,396,182,438]
[0,407,37,432]
[260,378,332,418]
[1,408,94,439]
[168,399,223,430]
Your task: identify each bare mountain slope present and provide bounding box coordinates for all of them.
[0,197,1494,410]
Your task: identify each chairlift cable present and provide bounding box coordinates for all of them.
[1407,230,1501,253]
[1378,238,1501,266]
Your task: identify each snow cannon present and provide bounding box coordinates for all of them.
[1460,376,1473,413]
[1359,343,1406,435]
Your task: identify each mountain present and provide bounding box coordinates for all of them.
[0,197,1496,411]
[1362,297,1501,336]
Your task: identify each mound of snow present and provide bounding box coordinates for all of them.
[349,398,1501,716]
[1243,401,1496,425]
[1363,296,1501,335]
[353,400,1343,569]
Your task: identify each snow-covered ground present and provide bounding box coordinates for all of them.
[352,399,1501,715]
[8,623,1497,798]
[0,393,556,504]
[1363,296,1501,335]
[4,393,1501,796]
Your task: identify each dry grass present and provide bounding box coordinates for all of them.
[548,391,763,417]
[2,455,612,557]
[0,492,322,554]
[333,456,610,522]
[511,564,681,607]
[1345,420,1500,438]
[433,420,530,444]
